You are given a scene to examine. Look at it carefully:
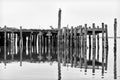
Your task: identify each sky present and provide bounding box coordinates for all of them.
[0,0,119,36]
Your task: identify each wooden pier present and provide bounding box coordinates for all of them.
[0,9,117,79]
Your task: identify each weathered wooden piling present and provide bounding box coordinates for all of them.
[84,24,88,72]
[102,23,105,76]
[29,32,32,61]
[66,27,69,67]
[47,31,52,61]
[81,27,85,68]
[73,27,77,67]
[114,18,117,79]
[4,26,7,66]
[70,27,73,67]
[89,27,91,61]
[51,34,54,55]
[38,31,43,60]
[20,26,23,66]
[14,33,16,55]
[105,24,108,70]
[78,26,82,68]
[92,23,96,74]
[15,34,18,54]
[97,26,100,63]
[11,32,14,61]
[58,8,61,80]
[63,28,67,66]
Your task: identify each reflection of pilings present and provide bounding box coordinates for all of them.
[92,23,96,74]
[4,26,7,66]
[114,18,117,79]
[105,24,108,70]
[102,23,105,76]
[20,26,23,66]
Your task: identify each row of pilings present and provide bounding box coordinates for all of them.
[0,9,117,79]
[0,23,108,75]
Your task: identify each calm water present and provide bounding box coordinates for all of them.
[0,38,120,80]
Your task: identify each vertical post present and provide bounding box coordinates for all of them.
[58,8,61,80]
[20,26,23,66]
[63,28,66,66]
[81,28,85,68]
[73,27,77,67]
[78,26,82,68]
[114,18,117,79]
[66,28,69,67]
[38,31,42,60]
[70,27,73,67]
[4,26,7,66]
[105,24,108,70]
[92,23,96,74]
[84,24,87,72]
[15,34,18,54]
[14,33,16,55]
[46,31,52,61]
[11,32,14,61]
[29,32,32,61]
[102,23,105,76]
[89,27,91,60]
[97,27,99,60]
[52,34,54,56]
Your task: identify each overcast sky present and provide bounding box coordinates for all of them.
[0,0,119,36]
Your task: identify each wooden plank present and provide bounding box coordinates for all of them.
[114,18,117,79]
